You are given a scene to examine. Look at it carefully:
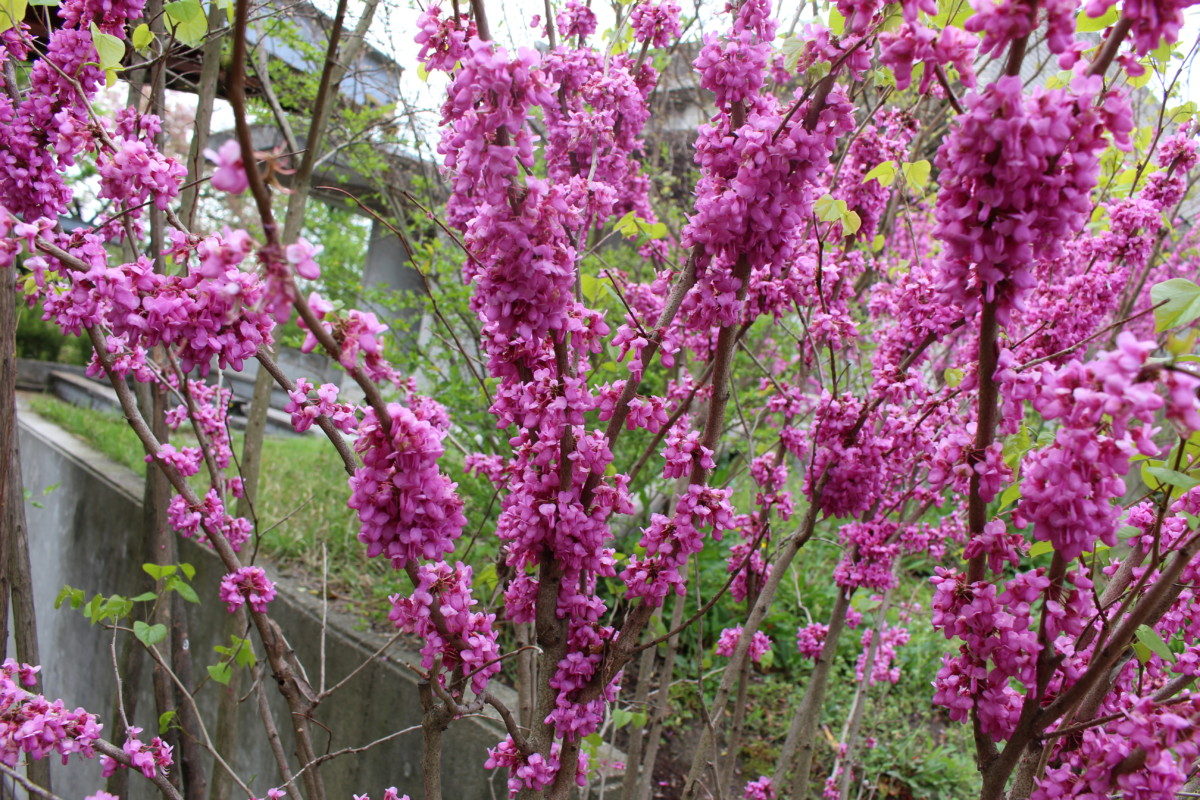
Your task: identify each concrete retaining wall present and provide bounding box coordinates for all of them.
[17,403,509,800]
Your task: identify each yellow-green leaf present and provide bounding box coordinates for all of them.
[841,210,861,235]
[863,160,897,187]
[1029,540,1054,558]
[814,194,846,223]
[901,159,931,193]
[1150,278,1200,332]
[828,7,845,35]
[1135,625,1175,663]
[0,0,26,34]
[1075,3,1118,32]
[131,23,153,51]
[164,0,207,46]
[90,22,124,71]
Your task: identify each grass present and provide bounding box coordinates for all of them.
[26,393,408,622]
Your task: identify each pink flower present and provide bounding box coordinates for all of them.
[204,140,249,195]
[219,567,276,614]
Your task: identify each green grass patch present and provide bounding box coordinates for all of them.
[25,393,405,621]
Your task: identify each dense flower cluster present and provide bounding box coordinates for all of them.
[101,727,173,780]
[935,75,1131,319]
[0,660,101,767]
[716,626,773,663]
[348,401,467,567]
[389,561,501,694]
[219,567,277,614]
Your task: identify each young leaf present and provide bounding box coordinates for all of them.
[133,621,168,647]
[158,710,178,734]
[841,210,861,236]
[143,563,177,580]
[164,0,207,46]
[1143,465,1200,492]
[814,194,846,223]
[167,576,200,604]
[1150,278,1200,332]
[1029,540,1054,558]
[997,481,1021,511]
[89,23,124,86]
[131,23,154,51]
[0,0,27,35]
[1075,3,1118,32]
[862,161,897,187]
[1134,625,1175,663]
[611,708,633,729]
[901,160,931,193]
[207,663,233,685]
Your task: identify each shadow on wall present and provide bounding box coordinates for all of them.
[16,400,510,800]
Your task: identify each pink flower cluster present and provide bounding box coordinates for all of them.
[622,485,736,605]
[716,626,773,663]
[168,489,252,552]
[389,561,501,694]
[630,1,682,47]
[285,379,358,434]
[855,625,909,686]
[348,401,466,567]
[935,75,1131,320]
[796,623,829,660]
[743,775,776,800]
[0,660,101,767]
[101,726,173,780]
[219,566,277,614]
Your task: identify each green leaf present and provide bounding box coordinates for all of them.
[55,585,85,610]
[943,367,964,387]
[758,646,776,669]
[1143,465,1200,492]
[998,481,1021,511]
[901,160,931,193]
[1150,278,1200,332]
[158,710,177,735]
[207,663,233,685]
[131,591,158,602]
[1076,3,1118,32]
[0,0,27,34]
[134,621,168,647]
[862,160,897,187]
[1135,625,1175,663]
[814,194,846,223]
[828,6,845,34]
[90,22,124,86]
[780,36,805,71]
[229,635,256,668]
[933,0,972,29]
[1029,540,1054,558]
[179,563,196,580]
[841,210,861,236]
[611,708,633,729]
[143,563,177,580]
[131,23,154,51]
[167,576,200,604]
[164,0,207,46]
[1132,641,1151,663]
